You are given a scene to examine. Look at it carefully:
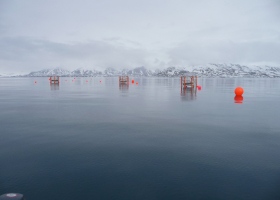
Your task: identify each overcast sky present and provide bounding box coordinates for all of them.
[0,0,280,73]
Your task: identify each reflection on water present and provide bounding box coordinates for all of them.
[50,83,59,90]
[119,82,129,97]
[234,95,243,103]
[119,83,129,90]
[1,77,280,200]
[181,86,197,101]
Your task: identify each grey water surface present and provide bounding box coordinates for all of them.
[0,77,280,200]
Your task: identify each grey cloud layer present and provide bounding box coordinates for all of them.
[168,39,280,66]
[0,0,280,72]
[0,37,153,72]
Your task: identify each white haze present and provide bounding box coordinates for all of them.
[0,0,280,73]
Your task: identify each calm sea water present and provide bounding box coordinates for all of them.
[0,77,280,200]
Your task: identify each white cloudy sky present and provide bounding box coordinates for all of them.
[0,0,280,73]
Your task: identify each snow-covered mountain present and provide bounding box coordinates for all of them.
[20,67,156,77]
[154,64,280,78]
[102,67,155,76]
[1,64,280,78]
[155,67,190,77]
[70,69,102,77]
[192,64,280,78]
[126,66,155,77]
[28,68,71,77]
[0,72,27,77]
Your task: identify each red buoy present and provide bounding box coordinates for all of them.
[136,82,138,84]
[86,80,88,82]
[65,80,67,81]
[235,87,244,96]
[132,79,134,83]
[35,81,37,83]
[74,78,75,79]
[100,81,101,83]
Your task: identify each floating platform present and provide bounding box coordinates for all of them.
[50,76,59,83]
[119,76,129,84]
[181,74,197,88]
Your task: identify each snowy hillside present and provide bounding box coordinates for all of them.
[1,64,280,78]
[192,64,280,78]
[28,69,71,77]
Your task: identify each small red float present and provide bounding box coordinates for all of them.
[235,87,244,96]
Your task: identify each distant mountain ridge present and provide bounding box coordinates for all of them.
[1,64,280,78]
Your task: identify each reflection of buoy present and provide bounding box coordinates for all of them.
[132,80,134,83]
[136,82,138,84]
[35,81,37,83]
[234,95,243,103]
[235,87,244,96]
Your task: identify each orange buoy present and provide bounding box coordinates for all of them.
[136,82,138,84]
[235,87,244,96]
[132,79,134,83]
[35,81,37,83]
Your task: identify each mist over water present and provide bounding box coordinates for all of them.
[0,77,280,200]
